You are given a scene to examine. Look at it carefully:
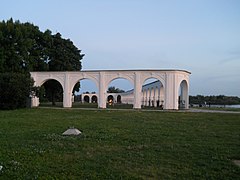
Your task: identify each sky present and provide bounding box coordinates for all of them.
[1,0,240,96]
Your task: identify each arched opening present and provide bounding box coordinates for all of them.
[117,95,121,103]
[178,80,189,109]
[72,78,98,108]
[91,95,98,103]
[83,95,90,103]
[142,78,164,109]
[107,95,114,105]
[39,79,63,107]
[106,78,134,109]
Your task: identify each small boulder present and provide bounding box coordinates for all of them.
[62,127,81,136]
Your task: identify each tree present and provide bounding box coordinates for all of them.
[189,95,240,106]
[107,86,125,93]
[0,19,84,108]
[42,80,63,106]
[0,73,33,109]
[45,32,84,104]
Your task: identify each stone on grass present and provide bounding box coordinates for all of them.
[233,160,240,167]
[62,127,81,136]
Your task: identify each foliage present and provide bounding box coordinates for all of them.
[0,18,84,107]
[0,109,239,178]
[0,73,33,109]
[107,86,125,93]
[41,80,63,105]
[189,95,240,105]
[0,18,84,73]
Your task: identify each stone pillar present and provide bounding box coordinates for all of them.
[141,92,144,106]
[63,73,72,108]
[98,72,106,108]
[145,90,148,106]
[159,85,164,107]
[31,97,39,107]
[152,88,155,107]
[179,80,189,109]
[148,89,150,106]
[164,73,178,110]
[134,72,142,109]
[184,85,189,109]
[154,87,158,107]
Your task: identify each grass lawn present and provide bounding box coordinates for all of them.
[0,108,240,179]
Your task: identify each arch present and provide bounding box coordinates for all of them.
[117,95,121,103]
[91,95,98,103]
[72,78,98,108]
[39,79,64,107]
[178,80,189,109]
[70,77,98,96]
[105,75,134,87]
[38,78,64,91]
[141,75,165,90]
[107,95,114,105]
[84,95,90,103]
[106,77,134,108]
[142,78,164,108]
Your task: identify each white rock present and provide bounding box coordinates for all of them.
[62,128,81,136]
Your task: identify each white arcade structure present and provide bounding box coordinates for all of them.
[81,80,165,108]
[30,69,191,110]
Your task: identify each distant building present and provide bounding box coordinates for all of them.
[80,80,165,108]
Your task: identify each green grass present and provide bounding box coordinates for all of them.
[0,108,240,179]
[40,102,163,110]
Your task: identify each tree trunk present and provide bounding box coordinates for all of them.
[51,91,56,106]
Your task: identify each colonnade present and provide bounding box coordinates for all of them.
[30,69,191,110]
[141,81,164,107]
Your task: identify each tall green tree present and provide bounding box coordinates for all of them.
[0,19,84,108]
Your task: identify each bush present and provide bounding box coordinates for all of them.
[0,72,33,109]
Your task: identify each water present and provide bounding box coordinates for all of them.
[192,104,240,108]
[220,104,240,108]
[201,104,240,108]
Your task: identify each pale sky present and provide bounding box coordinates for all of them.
[1,0,240,96]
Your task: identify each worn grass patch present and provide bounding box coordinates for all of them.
[0,108,240,179]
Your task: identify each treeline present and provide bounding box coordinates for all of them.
[189,95,240,105]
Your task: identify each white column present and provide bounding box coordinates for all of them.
[134,72,141,109]
[145,90,148,106]
[63,73,72,108]
[31,97,39,107]
[180,81,189,109]
[184,84,189,109]
[154,87,158,107]
[98,72,106,108]
[149,88,152,106]
[152,88,155,107]
[159,84,164,107]
[147,88,151,106]
[164,73,178,110]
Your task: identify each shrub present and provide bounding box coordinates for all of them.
[0,72,33,109]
